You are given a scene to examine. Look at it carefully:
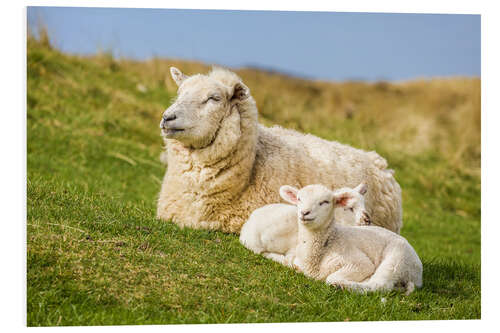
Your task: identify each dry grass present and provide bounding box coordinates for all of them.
[114,56,480,175]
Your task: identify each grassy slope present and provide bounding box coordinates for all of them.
[27,36,480,326]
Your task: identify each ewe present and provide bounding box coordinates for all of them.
[239,184,370,268]
[280,184,422,294]
[157,66,402,234]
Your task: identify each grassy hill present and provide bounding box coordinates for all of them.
[27,31,481,326]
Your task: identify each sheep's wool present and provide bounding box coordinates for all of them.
[157,67,403,234]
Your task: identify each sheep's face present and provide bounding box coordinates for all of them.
[160,67,249,149]
[280,183,370,230]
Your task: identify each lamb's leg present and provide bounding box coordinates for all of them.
[292,256,304,272]
[262,252,292,267]
[325,266,373,293]
[284,250,300,271]
[355,258,401,292]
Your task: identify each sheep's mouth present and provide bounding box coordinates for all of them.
[162,128,185,136]
[300,217,315,223]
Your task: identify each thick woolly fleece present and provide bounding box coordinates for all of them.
[157,68,403,234]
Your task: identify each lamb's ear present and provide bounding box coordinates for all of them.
[334,192,355,208]
[230,82,249,102]
[170,67,188,87]
[280,185,299,205]
[355,183,368,196]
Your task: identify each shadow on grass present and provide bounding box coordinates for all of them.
[421,258,480,299]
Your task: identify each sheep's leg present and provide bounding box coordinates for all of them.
[198,220,222,231]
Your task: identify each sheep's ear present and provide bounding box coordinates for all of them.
[280,185,299,205]
[355,183,368,196]
[334,192,355,208]
[231,82,249,102]
[170,67,188,87]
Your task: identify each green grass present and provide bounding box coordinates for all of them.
[27,36,480,326]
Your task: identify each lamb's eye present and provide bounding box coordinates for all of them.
[320,200,329,206]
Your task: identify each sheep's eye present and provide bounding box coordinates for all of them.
[320,200,329,206]
[205,95,221,103]
[349,207,354,212]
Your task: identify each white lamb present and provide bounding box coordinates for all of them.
[280,184,423,294]
[239,184,371,268]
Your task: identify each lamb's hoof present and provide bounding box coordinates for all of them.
[328,282,344,290]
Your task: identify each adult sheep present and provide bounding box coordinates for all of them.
[157,67,402,234]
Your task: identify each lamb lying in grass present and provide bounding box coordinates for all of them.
[280,184,423,294]
[239,184,371,268]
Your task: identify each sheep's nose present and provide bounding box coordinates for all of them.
[301,210,311,217]
[163,113,177,122]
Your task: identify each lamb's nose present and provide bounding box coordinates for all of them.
[163,114,177,122]
[301,210,311,217]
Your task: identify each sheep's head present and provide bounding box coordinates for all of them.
[160,67,250,149]
[280,183,369,230]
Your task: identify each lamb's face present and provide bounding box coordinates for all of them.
[333,183,371,226]
[280,184,335,230]
[160,67,248,149]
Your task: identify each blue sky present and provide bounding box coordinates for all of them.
[27,7,480,81]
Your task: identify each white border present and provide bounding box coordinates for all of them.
[3,0,498,332]
[21,0,484,14]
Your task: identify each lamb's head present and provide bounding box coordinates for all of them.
[280,183,370,230]
[280,184,336,230]
[160,66,251,149]
[333,183,371,226]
